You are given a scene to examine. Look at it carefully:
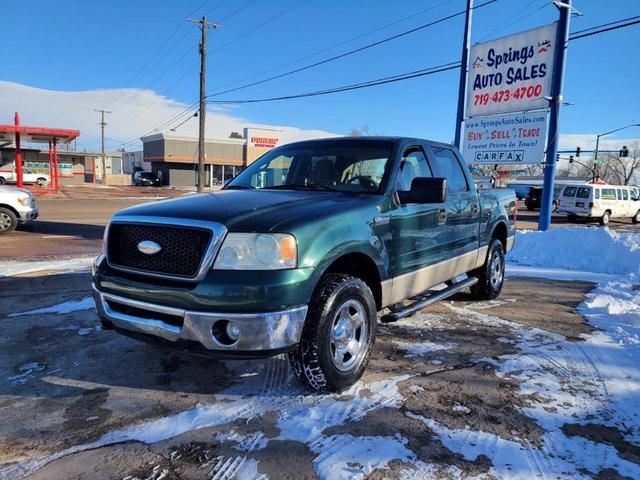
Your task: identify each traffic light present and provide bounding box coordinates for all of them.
[576,146,581,157]
[620,146,629,157]
[569,155,574,163]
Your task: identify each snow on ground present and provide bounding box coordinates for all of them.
[0,256,93,278]
[507,226,640,275]
[393,339,455,357]
[9,296,94,317]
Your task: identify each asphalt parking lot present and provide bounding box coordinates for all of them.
[0,270,598,479]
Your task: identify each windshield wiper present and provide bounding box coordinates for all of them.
[262,183,336,191]
[225,184,255,190]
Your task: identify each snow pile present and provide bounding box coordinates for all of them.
[9,297,94,317]
[507,227,640,275]
[0,256,93,278]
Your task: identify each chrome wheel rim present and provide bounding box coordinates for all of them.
[489,249,504,289]
[0,212,12,231]
[329,299,368,372]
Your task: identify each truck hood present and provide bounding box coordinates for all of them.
[115,189,378,232]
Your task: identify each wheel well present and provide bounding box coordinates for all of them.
[324,253,382,310]
[0,203,19,218]
[491,222,507,249]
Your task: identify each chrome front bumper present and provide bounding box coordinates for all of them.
[92,285,308,353]
[18,206,38,222]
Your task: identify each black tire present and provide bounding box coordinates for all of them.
[36,177,47,186]
[0,177,5,185]
[567,214,577,222]
[600,211,611,226]
[0,207,18,235]
[633,210,640,224]
[469,238,505,301]
[288,274,377,392]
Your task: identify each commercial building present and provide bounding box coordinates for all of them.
[0,146,123,185]
[141,127,282,187]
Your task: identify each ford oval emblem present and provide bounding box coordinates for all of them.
[137,240,162,255]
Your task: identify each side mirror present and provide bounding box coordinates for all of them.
[398,177,447,204]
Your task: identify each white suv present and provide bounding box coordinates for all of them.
[0,186,38,234]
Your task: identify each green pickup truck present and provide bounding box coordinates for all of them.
[92,137,516,391]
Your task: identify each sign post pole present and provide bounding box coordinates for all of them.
[538,0,571,231]
[454,0,473,149]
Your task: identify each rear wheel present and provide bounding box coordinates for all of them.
[469,238,505,301]
[0,177,5,185]
[600,211,611,226]
[288,274,377,392]
[36,177,47,186]
[632,210,640,224]
[0,207,18,235]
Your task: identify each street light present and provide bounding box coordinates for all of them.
[593,123,640,182]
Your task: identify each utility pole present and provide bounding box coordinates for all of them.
[454,0,473,150]
[188,16,220,193]
[95,109,111,184]
[538,0,571,231]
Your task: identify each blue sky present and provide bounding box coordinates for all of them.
[1,0,639,152]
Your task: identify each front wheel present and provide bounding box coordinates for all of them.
[0,207,18,235]
[600,211,610,226]
[633,210,640,224]
[0,177,5,185]
[469,238,505,300]
[289,274,377,392]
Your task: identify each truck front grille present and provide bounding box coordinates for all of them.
[106,223,212,279]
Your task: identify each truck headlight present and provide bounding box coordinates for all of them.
[213,233,297,270]
[17,195,31,207]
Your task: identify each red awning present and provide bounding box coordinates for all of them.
[0,125,79,144]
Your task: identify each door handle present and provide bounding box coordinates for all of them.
[437,209,447,224]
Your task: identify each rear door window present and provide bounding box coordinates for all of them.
[623,189,629,201]
[595,189,600,199]
[602,188,616,200]
[563,186,577,197]
[576,187,590,199]
[617,189,622,200]
[430,146,469,193]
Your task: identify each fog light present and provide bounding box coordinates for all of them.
[226,322,241,341]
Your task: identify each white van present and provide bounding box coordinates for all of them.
[559,184,640,225]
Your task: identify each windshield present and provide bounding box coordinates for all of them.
[226,140,394,193]
[139,172,153,178]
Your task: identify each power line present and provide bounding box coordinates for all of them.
[570,14,640,36]
[207,0,457,92]
[569,17,640,40]
[206,62,461,104]
[209,0,309,54]
[205,0,498,99]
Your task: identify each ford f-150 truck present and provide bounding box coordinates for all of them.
[92,137,516,391]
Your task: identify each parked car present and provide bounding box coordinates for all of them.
[133,171,161,186]
[93,137,516,391]
[524,186,561,211]
[0,185,38,234]
[559,184,640,225]
[0,168,50,186]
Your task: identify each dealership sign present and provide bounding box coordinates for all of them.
[250,136,279,148]
[462,111,548,165]
[466,23,557,118]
